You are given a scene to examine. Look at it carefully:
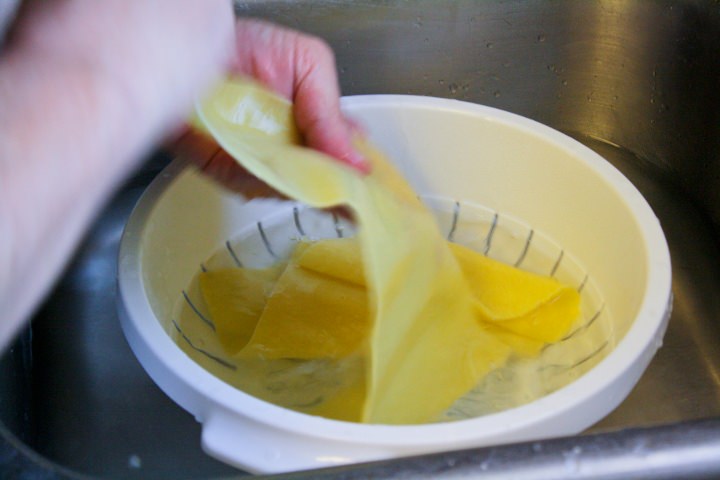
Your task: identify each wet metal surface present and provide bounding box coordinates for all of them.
[2,1,720,478]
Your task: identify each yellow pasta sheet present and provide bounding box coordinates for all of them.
[195,79,579,424]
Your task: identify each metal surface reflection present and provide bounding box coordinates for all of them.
[2,1,720,478]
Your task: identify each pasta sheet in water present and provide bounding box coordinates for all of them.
[194,79,579,424]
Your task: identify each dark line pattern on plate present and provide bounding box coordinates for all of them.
[225,241,242,267]
[257,221,278,258]
[182,290,214,330]
[171,320,235,370]
[515,229,534,267]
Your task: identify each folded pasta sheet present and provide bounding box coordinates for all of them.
[194,79,579,424]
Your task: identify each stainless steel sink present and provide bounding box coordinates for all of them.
[3,1,720,478]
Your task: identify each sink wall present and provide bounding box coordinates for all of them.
[2,1,720,478]
[237,0,720,222]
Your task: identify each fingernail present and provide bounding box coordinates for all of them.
[346,150,371,174]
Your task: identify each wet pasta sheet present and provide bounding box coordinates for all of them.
[193,79,579,424]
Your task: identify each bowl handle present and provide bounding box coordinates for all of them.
[201,407,393,474]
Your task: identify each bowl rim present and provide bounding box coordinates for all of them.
[118,94,672,446]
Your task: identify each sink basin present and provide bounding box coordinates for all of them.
[2,1,720,478]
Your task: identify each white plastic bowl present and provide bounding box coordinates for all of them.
[118,96,672,474]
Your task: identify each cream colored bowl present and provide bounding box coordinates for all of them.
[118,96,671,474]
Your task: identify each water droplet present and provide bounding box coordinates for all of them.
[128,455,142,469]
[532,443,543,453]
[493,91,501,98]
[422,74,429,81]
[414,16,423,27]
[613,95,619,101]
[480,460,490,471]
[650,97,655,104]
[339,67,347,74]
[424,37,430,43]
[537,34,546,42]
[562,80,568,86]
[547,64,556,73]
[486,42,494,49]
[448,83,459,94]
[563,448,581,473]
[439,79,445,85]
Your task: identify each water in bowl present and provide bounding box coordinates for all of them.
[170,196,613,423]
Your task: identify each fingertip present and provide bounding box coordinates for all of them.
[345,149,372,175]
[341,117,371,174]
[300,116,371,174]
[344,116,366,136]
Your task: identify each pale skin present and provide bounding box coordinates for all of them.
[0,0,367,352]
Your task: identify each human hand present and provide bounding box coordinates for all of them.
[175,19,369,199]
[8,0,234,166]
[0,0,234,351]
